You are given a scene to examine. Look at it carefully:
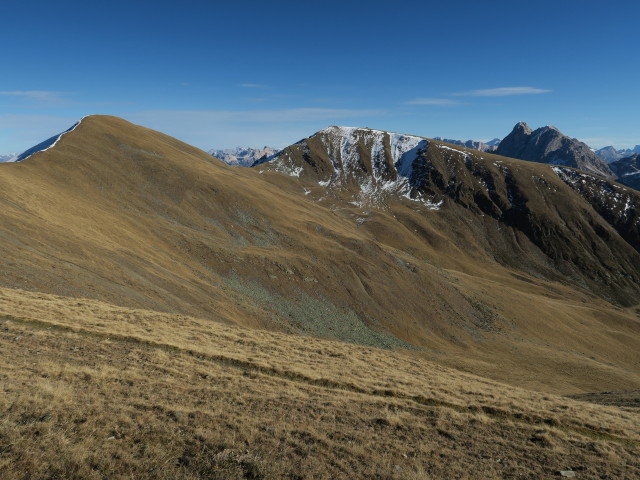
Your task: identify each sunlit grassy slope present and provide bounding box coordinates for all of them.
[1,287,639,479]
[0,115,639,395]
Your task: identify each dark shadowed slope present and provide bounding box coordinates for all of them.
[610,154,640,190]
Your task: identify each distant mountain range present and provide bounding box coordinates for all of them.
[208,122,640,191]
[432,137,501,152]
[0,153,16,162]
[209,146,279,167]
[595,145,640,162]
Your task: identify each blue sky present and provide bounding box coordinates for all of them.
[1,0,639,153]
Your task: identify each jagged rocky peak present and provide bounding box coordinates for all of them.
[494,121,533,159]
[496,122,614,178]
[514,121,533,135]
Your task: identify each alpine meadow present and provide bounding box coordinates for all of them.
[1,1,640,479]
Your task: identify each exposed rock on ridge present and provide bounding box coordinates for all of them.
[260,126,443,208]
[260,125,640,305]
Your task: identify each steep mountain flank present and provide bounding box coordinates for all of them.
[261,126,640,306]
[552,166,640,254]
[496,122,614,178]
[1,117,640,392]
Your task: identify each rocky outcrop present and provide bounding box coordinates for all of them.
[496,122,614,178]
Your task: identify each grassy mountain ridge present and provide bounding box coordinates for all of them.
[0,116,639,394]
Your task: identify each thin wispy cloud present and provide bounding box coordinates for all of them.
[0,90,69,101]
[404,98,460,106]
[239,83,266,88]
[454,87,551,97]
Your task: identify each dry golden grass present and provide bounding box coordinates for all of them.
[0,115,639,396]
[1,288,639,479]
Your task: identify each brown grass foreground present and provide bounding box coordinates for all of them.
[0,287,638,479]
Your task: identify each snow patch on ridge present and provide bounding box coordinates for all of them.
[437,144,467,155]
[552,166,638,220]
[264,126,443,210]
[14,116,90,162]
[318,126,427,181]
[551,166,600,186]
[319,127,440,209]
